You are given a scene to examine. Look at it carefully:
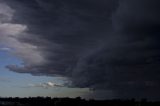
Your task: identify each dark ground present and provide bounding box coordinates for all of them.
[0,97,159,106]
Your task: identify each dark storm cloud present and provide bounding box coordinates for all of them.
[4,0,118,74]
[2,0,160,99]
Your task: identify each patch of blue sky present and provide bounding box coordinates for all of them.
[0,50,90,98]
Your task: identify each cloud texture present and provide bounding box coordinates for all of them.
[28,82,64,89]
[1,0,160,100]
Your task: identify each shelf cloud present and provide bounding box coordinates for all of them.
[2,0,160,100]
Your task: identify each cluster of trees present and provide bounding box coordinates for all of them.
[0,97,159,106]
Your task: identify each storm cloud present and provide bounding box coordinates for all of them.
[2,0,160,100]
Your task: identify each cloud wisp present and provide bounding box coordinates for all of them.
[28,82,64,89]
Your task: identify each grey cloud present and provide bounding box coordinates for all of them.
[27,82,64,89]
[4,0,118,75]
[2,0,160,100]
[0,2,14,22]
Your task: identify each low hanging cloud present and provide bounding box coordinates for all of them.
[28,82,64,89]
[1,0,160,100]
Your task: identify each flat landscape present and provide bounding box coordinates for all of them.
[0,97,159,106]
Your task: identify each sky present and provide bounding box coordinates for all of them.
[0,49,90,98]
[0,0,160,100]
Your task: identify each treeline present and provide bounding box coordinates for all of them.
[0,97,159,106]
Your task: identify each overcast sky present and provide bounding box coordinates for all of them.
[0,0,160,100]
